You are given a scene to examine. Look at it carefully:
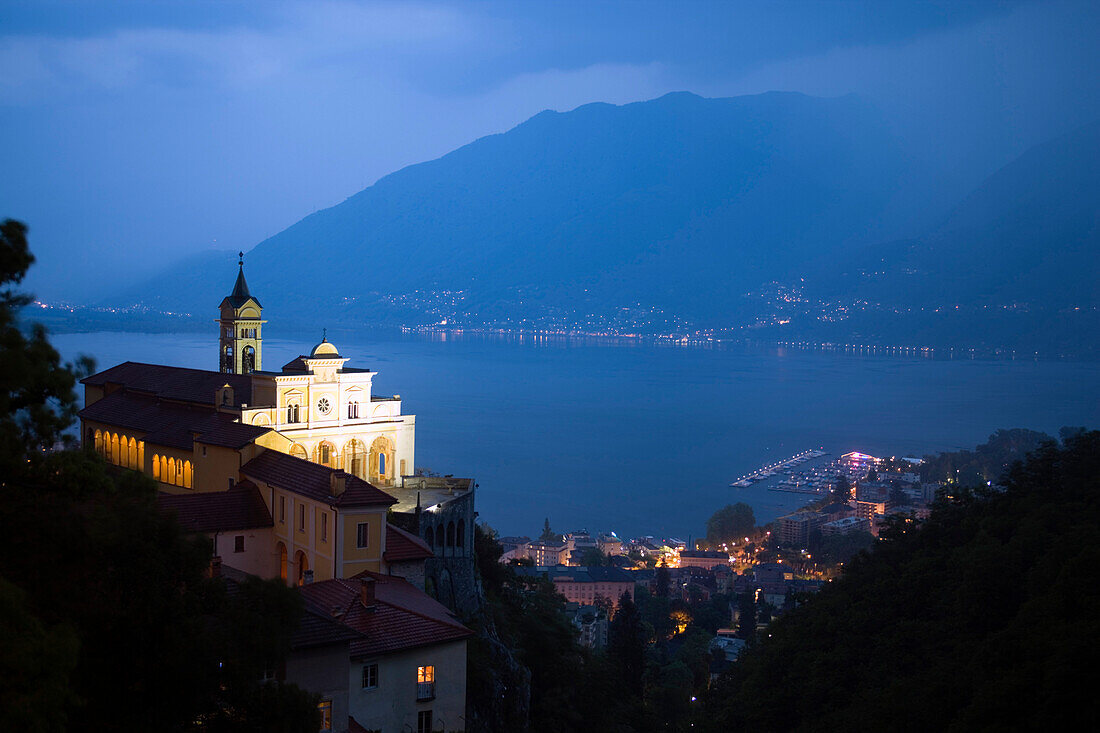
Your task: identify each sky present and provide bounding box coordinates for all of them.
[2,0,1099,301]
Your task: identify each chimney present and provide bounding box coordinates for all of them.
[332,469,347,496]
[210,555,222,578]
[360,577,376,609]
[303,569,314,585]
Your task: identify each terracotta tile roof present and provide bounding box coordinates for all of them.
[79,390,270,451]
[82,361,253,407]
[384,524,434,563]
[292,606,364,650]
[240,450,397,507]
[158,484,273,533]
[300,574,471,659]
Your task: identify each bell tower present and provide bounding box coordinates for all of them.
[218,252,265,374]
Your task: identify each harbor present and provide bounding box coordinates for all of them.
[729,449,828,487]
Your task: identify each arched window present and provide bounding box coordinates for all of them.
[424,526,434,547]
[446,521,455,547]
[177,460,184,487]
[119,435,129,468]
[456,520,465,550]
[128,437,138,469]
[138,441,144,471]
[317,441,336,468]
[277,542,288,582]
[183,461,193,489]
[435,525,444,548]
[348,400,359,419]
[153,454,161,480]
[242,345,255,374]
[290,444,308,460]
[378,452,386,477]
[166,458,176,484]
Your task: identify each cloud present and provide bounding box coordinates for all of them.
[0,1,484,101]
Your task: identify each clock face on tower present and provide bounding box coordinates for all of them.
[317,397,331,415]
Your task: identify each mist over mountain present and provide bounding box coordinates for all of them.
[103,92,1098,353]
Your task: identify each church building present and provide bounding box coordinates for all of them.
[78,260,477,732]
[79,258,469,587]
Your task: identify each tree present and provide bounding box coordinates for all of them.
[608,591,647,695]
[708,432,1100,732]
[0,224,317,731]
[735,591,757,640]
[539,517,556,541]
[577,547,607,566]
[831,474,852,503]
[706,503,756,545]
[0,219,93,478]
[655,566,671,598]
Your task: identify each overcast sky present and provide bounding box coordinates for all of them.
[3,0,1099,301]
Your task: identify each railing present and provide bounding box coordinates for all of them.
[416,681,435,701]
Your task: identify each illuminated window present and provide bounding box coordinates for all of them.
[317,699,332,732]
[417,710,432,733]
[417,665,436,700]
[357,522,369,549]
[362,663,378,689]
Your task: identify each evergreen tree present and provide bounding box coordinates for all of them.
[539,517,556,541]
[608,591,647,695]
[831,473,852,503]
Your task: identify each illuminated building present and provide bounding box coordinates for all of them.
[79,261,473,595]
[80,261,475,730]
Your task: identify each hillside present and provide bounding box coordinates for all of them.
[108,91,911,325]
[705,431,1100,731]
[768,120,1100,353]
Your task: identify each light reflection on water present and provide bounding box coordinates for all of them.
[53,329,1100,539]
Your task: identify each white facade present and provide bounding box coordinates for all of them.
[241,339,416,488]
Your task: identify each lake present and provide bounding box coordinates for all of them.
[52,329,1100,540]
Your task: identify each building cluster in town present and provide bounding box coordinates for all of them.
[79,261,474,733]
[776,451,935,547]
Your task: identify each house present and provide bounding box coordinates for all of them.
[290,573,473,733]
[515,565,636,609]
[678,549,729,570]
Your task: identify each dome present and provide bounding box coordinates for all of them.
[310,338,340,357]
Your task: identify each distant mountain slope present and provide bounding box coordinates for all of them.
[110,92,911,323]
[836,119,1100,309]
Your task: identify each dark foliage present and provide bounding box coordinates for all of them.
[0,223,316,731]
[707,431,1100,731]
[705,502,755,545]
[919,427,1053,486]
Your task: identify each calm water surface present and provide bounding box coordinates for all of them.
[53,330,1100,539]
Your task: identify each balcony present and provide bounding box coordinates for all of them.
[416,681,435,701]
